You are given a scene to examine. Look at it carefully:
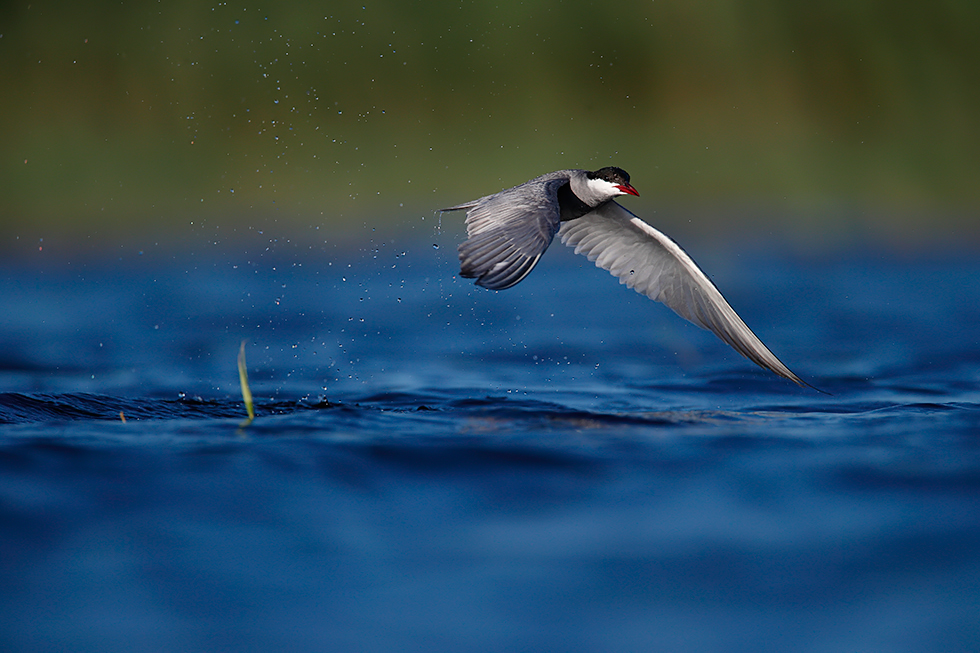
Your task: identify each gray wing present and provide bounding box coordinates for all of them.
[559,201,809,387]
[443,172,574,290]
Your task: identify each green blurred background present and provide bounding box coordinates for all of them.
[2,0,978,253]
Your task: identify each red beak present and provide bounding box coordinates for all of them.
[616,184,640,197]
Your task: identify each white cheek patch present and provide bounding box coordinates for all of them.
[586,178,619,195]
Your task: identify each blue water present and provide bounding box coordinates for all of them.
[1,231,979,652]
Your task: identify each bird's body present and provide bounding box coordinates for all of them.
[442,167,814,389]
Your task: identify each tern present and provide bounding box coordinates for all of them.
[442,166,816,389]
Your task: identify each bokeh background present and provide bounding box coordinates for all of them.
[2,0,979,255]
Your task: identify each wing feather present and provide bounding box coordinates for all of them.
[559,201,810,387]
[443,172,574,290]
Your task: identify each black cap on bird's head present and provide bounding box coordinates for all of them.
[588,166,639,197]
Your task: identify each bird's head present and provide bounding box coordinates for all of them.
[585,166,640,201]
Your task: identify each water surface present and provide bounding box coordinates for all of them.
[1,235,978,652]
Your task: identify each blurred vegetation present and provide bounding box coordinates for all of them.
[1,0,979,250]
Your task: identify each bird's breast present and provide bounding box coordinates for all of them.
[557,183,594,222]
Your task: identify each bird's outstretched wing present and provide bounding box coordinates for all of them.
[443,172,572,290]
[559,200,810,387]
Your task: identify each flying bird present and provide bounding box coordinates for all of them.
[442,167,815,389]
